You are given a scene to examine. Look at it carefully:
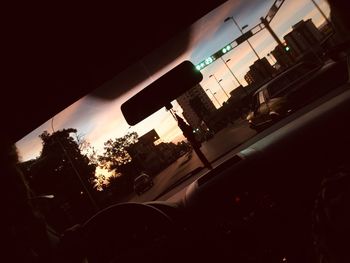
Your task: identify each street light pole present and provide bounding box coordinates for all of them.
[224,58,249,96]
[218,79,230,99]
[224,16,260,60]
[206,88,221,107]
[209,74,230,99]
[221,57,242,86]
[260,16,284,47]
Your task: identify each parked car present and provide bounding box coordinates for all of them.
[246,61,323,131]
[133,173,154,195]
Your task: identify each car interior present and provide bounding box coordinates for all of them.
[3,0,350,263]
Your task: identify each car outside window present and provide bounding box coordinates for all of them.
[258,91,266,104]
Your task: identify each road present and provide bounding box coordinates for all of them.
[126,119,256,203]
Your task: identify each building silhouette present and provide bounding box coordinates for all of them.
[128,129,162,173]
[176,84,216,130]
[138,129,160,146]
[271,44,295,69]
[128,129,190,173]
[270,19,324,70]
[284,19,323,59]
[244,57,275,85]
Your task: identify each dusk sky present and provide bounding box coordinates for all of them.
[16,0,330,164]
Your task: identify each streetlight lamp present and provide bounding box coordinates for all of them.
[206,88,221,107]
[209,74,230,99]
[222,58,242,86]
[224,16,260,60]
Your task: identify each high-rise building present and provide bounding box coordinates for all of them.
[176,84,216,129]
[271,44,295,69]
[284,19,323,58]
[138,129,160,146]
[244,57,275,85]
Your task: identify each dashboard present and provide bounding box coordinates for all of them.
[154,82,350,262]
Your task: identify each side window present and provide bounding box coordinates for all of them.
[263,89,269,100]
[258,91,265,104]
[251,94,258,109]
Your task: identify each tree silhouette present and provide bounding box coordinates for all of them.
[37,128,96,187]
[98,132,140,197]
[105,174,131,198]
[93,173,108,191]
[21,128,98,230]
[98,132,139,174]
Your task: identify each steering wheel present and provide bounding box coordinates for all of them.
[83,202,175,263]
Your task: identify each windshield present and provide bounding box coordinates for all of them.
[15,0,348,231]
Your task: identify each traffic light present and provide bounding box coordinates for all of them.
[285,46,290,51]
[195,56,215,70]
[195,43,233,71]
[221,44,232,54]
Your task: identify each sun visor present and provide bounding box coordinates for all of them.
[121,61,203,125]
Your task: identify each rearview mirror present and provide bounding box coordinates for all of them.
[121,61,203,125]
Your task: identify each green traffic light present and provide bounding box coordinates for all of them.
[222,45,231,54]
[285,46,290,51]
[205,57,213,65]
[195,43,234,71]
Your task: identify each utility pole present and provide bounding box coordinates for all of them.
[261,16,295,63]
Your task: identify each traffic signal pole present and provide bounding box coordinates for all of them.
[261,16,295,63]
[260,17,284,47]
